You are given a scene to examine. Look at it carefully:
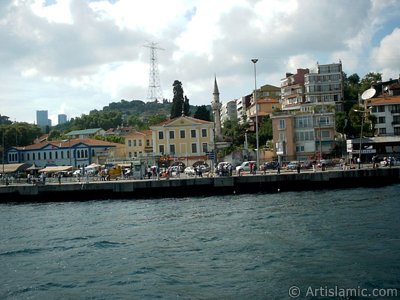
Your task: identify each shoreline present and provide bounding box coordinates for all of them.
[1,167,399,202]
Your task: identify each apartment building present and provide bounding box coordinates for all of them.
[125,130,153,159]
[221,100,237,125]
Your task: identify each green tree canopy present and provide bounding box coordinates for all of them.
[193,105,211,121]
[170,80,190,118]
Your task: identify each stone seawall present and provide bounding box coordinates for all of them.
[1,167,399,202]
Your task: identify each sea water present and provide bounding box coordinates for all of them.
[1,185,399,299]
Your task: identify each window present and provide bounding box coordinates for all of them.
[378,116,386,124]
[180,130,185,138]
[321,130,330,139]
[44,152,47,160]
[146,139,150,147]
[27,153,30,160]
[55,152,58,159]
[159,131,164,140]
[202,143,208,153]
[139,140,142,147]
[129,152,132,158]
[378,106,385,113]
[170,144,175,154]
[134,152,137,157]
[67,151,69,159]
[169,131,175,139]
[133,140,137,147]
[159,145,165,154]
[191,143,197,153]
[38,152,41,160]
[279,119,285,129]
[202,129,207,137]
[296,145,305,152]
[49,152,52,159]
[191,130,196,138]
[128,140,132,147]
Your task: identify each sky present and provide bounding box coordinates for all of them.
[0,0,399,125]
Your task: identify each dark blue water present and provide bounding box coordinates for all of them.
[1,185,400,299]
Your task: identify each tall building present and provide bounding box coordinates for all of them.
[58,114,67,125]
[36,110,49,130]
[221,100,237,126]
[271,62,342,162]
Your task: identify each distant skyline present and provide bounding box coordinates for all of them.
[0,0,399,124]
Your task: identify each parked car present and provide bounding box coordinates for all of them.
[236,161,256,173]
[217,162,232,176]
[263,161,279,170]
[286,161,300,171]
[380,157,400,167]
[184,166,196,176]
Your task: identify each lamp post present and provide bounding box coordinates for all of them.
[251,58,259,171]
[353,108,370,169]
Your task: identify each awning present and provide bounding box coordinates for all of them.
[1,163,31,174]
[39,166,73,173]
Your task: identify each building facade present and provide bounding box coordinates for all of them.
[58,114,67,125]
[221,100,238,125]
[36,110,50,130]
[6,138,120,168]
[150,116,214,166]
[125,130,153,159]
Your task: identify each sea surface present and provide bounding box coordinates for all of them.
[1,185,400,299]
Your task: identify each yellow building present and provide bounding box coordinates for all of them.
[125,130,153,159]
[150,116,214,166]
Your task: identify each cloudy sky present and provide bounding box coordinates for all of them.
[1,0,399,124]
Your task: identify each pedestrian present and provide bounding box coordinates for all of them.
[58,173,62,184]
[277,164,281,175]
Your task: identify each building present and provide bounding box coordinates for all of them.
[236,95,251,124]
[6,138,121,168]
[304,62,343,109]
[65,128,105,139]
[271,110,336,162]
[125,130,153,159]
[366,81,400,137]
[58,114,67,125]
[270,62,343,161]
[150,115,214,167]
[247,97,281,125]
[258,84,281,99]
[221,100,237,125]
[36,110,50,130]
[280,68,309,110]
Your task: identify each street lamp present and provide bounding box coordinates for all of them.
[353,108,371,169]
[251,58,259,171]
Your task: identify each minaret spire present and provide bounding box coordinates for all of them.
[211,75,222,141]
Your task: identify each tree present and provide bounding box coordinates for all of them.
[193,105,211,121]
[170,80,190,118]
[258,116,273,146]
[360,72,382,92]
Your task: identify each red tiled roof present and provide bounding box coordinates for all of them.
[369,95,400,105]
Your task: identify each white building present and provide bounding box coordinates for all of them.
[221,100,237,125]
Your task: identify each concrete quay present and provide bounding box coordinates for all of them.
[1,167,399,202]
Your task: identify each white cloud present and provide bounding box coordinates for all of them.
[371,28,400,80]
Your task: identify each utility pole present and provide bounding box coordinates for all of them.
[144,42,164,102]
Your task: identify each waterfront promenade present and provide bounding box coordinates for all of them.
[1,166,399,202]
